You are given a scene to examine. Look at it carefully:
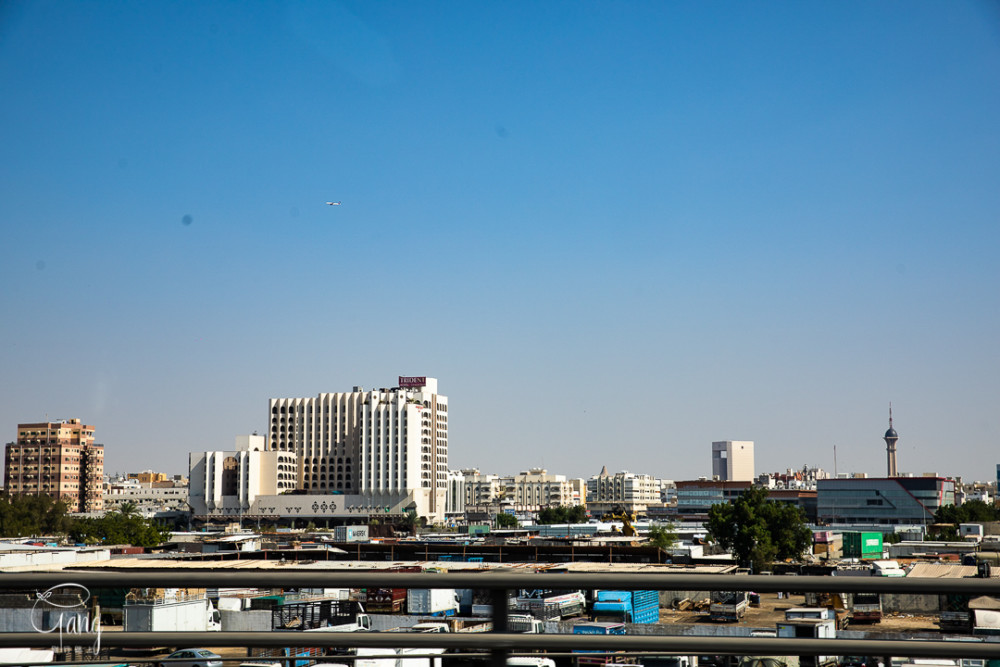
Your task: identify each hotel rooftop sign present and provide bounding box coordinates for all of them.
[398,376,427,388]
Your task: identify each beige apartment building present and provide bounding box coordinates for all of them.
[586,466,661,516]
[460,468,583,514]
[4,419,104,512]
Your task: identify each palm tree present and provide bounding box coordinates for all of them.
[117,500,139,518]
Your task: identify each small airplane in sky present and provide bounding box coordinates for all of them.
[326,201,342,206]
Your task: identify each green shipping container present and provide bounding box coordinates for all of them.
[843,531,883,559]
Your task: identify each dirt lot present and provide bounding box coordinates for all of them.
[658,592,940,634]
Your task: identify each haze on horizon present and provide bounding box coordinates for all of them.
[1,2,998,485]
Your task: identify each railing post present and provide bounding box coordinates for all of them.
[490,586,509,667]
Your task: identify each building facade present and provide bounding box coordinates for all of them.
[586,466,661,516]
[103,475,189,516]
[268,376,449,522]
[504,468,579,510]
[3,419,104,512]
[816,476,956,525]
[712,440,755,481]
[188,434,298,519]
[674,479,752,518]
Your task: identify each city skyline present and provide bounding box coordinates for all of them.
[2,3,998,483]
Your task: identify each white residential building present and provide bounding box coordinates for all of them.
[188,435,297,519]
[445,469,466,517]
[711,440,755,481]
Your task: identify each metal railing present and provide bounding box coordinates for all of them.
[4,570,1000,665]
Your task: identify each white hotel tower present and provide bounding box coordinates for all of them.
[269,377,448,521]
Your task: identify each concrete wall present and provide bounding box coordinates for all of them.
[220,609,270,632]
[0,608,89,633]
[881,593,946,614]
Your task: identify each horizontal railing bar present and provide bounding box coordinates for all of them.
[2,633,999,659]
[4,570,1000,594]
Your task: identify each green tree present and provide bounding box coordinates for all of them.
[0,493,73,537]
[494,512,518,528]
[706,486,811,572]
[117,500,139,518]
[400,511,421,536]
[70,510,171,548]
[934,500,1000,525]
[538,505,588,524]
[647,523,678,550]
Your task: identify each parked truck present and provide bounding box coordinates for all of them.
[507,613,545,633]
[849,593,882,624]
[591,590,660,624]
[407,589,459,617]
[709,591,749,622]
[246,616,372,667]
[367,588,407,613]
[513,590,586,620]
[123,597,221,632]
[307,612,372,632]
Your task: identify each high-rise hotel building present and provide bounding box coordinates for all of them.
[269,377,448,520]
[4,419,105,513]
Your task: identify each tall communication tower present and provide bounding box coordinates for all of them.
[884,404,899,477]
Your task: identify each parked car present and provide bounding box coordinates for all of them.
[160,649,223,667]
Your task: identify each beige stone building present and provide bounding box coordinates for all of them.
[586,466,660,516]
[4,418,104,512]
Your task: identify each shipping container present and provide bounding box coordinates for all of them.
[334,525,370,542]
[407,588,459,616]
[842,532,883,559]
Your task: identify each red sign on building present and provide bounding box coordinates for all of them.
[398,376,426,388]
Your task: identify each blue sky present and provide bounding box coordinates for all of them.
[1,1,998,483]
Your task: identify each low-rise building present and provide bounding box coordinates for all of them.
[188,435,298,520]
[816,476,957,525]
[103,474,189,516]
[586,467,661,516]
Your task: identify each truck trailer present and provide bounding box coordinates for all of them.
[123,597,221,633]
[591,590,659,624]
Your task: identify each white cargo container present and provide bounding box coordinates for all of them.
[334,525,370,542]
[407,589,459,616]
[124,597,221,632]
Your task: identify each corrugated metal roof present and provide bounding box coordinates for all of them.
[26,556,736,575]
[906,562,976,578]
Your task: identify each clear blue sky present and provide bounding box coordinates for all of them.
[2,2,998,483]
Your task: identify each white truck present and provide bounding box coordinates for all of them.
[407,589,459,617]
[123,597,221,632]
[507,614,545,633]
[306,613,372,632]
